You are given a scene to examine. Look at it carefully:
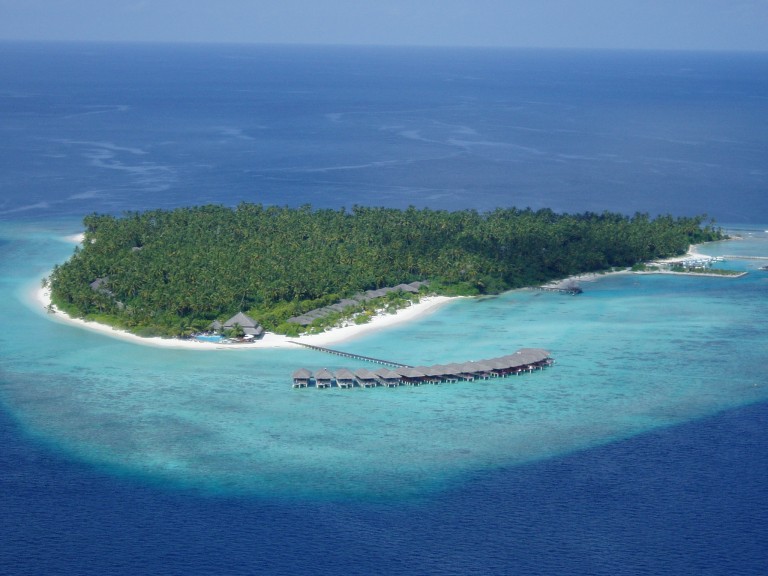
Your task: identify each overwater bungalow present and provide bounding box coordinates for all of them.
[499,349,551,373]
[396,366,427,385]
[353,367,378,388]
[462,361,492,380]
[474,358,502,376]
[289,348,552,390]
[444,362,474,381]
[408,366,437,384]
[457,361,485,380]
[373,367,401,387]
[292,368,312,388]
[491,355,520,375]
[469,360,499,377]
[334,368,356,388]
[426,364,449,382]
[314,368,334,389]
[420,365,445,384]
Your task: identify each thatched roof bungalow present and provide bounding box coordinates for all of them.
[314,368,334,388]
[287,281,429,326]
[292,368,312,388]
[353,368,378,388]
[395,366,427,385]
[394,283,420,293]
[222,312,265,338]
[89,277,110,293]
[334,368,356,388]
[373,367,401,387]
[412,365,441,384]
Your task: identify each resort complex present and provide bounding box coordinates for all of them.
[208,311,265,339]
[287,281,427,326]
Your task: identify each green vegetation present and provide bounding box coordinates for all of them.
[631,263,659,272]
[48,203,724,337]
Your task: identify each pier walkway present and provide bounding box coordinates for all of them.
[722,255,768,260]
[288,341,412,368]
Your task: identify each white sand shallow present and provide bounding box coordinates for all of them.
[33,284,456,351]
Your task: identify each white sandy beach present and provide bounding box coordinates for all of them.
[538,243,724,290]
[30,233,718,351]
[33,284,456,351]
[30,232,456,350]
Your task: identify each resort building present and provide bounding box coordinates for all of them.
[221,312,265,339]
[287,281,428,326]
[291,348,553,389]
[292,368,312,388]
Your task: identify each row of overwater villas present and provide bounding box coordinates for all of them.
[292,348,552,388]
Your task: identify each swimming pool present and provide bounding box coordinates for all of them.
[194,334,226,343]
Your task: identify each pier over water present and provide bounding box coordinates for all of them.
[291,348,553,389]
[288,341,411,368]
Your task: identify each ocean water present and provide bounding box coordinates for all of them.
[1,43,767,574]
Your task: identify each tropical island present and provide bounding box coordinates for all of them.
[45,203,724,339]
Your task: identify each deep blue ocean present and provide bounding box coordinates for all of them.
[1,43,767,575]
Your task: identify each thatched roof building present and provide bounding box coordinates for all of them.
[314,368,334,388]
[288,348,551,390]
[373,367,401,387]
[353,368,378,388]
[222,312,265,338]
[334,368,356,388]
[395,366,427,384]
[292,368,312,388]
[287,281,429,326]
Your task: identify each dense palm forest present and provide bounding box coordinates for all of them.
[47,204,723,337]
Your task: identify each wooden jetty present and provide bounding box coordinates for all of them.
[288,341,411,368]
[291,348,553,389]
[722,255,767,261]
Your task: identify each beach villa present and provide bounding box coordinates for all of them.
[220,312,265,339]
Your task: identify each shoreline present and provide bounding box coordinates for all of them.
[638,243,747,277]
[33,284,457,351]
[537,242,744,288]
[31,238,728,351]
[33,231,454,350]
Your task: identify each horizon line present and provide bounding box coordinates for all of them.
[1,38,767,55]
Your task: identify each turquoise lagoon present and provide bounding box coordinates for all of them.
[2,221,767,500]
